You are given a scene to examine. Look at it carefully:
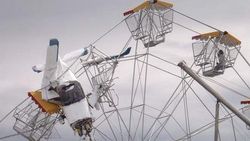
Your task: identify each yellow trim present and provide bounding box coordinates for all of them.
[131,1,173,13]
[133,1,150,13]
[192,32,220,40]
[29,91,60,115]
[192,31,241,47]
[226,32,241,46]
[157,1,173,8]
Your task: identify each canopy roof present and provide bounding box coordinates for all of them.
[124,0,173,16]
[28,91,60,115]
[192,31,241,47]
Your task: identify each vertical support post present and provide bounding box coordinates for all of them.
[178,61,250,127]
[214,101,220,141]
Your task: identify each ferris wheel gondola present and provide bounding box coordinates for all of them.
[192,31,241,77]
[124,0,174,47]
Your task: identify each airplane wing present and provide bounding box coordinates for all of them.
[46,39,59,71]
[62,48,88,62]
[33,48,88,73]
[41,39,79,100]
[81,47,132,66]
[41,39,61,100]
[110,47,131,59]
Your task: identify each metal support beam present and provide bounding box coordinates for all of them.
[214,101,220,141]
[235,46,250,68]
[178,61,250,127]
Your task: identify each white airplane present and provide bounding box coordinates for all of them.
[31,39,131,140]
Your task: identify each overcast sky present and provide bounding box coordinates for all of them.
[0,0,250,141]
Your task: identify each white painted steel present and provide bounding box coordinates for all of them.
[178,61,250,127]
[63,99,92,124]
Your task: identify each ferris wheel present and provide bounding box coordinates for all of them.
[1,1,250,141]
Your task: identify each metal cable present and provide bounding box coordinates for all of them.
[234,46,250,68]
[202,76,250,99]
[151,9,201,34]
[138,58,182,76]
[149,53,179,67]
[220,104,237,141]
[232,67,250,91]
[173,21,201,34]
[131,52,150,140]
[90,16,129,45]
[175,105,249,141]
[0,97,29,124]
[182,70,192,141]
[143,62,197,140]
[99,103,118,141]
[141,47,150,140]
[128,39,139,141]
[173,9,221,32]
